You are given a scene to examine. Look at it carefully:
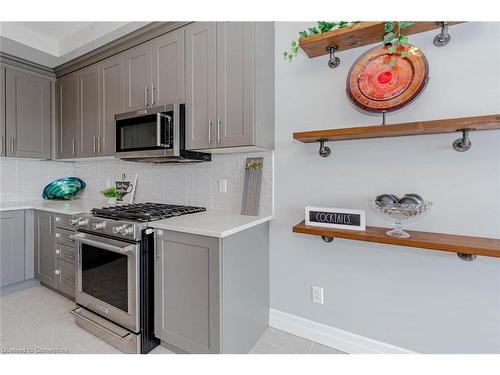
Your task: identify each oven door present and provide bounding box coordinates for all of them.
[115,104,178,159]
[72,232,140,333]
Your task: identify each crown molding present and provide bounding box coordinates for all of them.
[54,21,192,77]
[0,52,55,78]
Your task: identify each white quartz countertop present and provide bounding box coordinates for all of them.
[148,209,273,238]
[0,199,105,215]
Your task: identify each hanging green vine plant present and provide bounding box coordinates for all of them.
[383,21,414,66]
[283,21,360,62]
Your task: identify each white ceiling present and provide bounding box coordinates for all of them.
[0,22,151,68]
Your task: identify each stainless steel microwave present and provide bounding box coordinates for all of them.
[114,104,210,163]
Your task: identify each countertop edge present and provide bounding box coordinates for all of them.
[149,215,273,238]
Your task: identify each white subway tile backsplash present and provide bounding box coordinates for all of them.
[0,151,273,215]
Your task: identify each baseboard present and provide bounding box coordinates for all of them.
[269,308,415,354]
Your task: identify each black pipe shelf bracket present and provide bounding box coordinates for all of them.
[434,21,452,47]
[318,139,331,157]
[327,45,340,69]
[453,129,473,152]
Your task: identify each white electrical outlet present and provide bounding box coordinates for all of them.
[218,179,227,193]
[312,285,324,304]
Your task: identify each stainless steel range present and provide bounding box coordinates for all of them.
[70,203,206,354]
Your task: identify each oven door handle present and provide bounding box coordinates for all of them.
[71,233,137,255]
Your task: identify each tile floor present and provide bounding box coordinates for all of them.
[0,284,344,355]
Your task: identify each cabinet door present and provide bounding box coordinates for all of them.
[124,43,152,111]
[185,22,217,150]
[0,210,25,287]
[216,22,255,148]
[77,64,100,157]
[0,65,5,156]
[35,211,55,287]
[56,72,78,159]
[152,29,185,106]
[99,54,124,156]
[154,230,220,354]
[55,257,75,299]
[5,68,51,158]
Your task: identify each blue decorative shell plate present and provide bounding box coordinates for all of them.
[42,177,86,200]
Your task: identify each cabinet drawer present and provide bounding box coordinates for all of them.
[54,214,75,231]
[56,258,75,298]
[56,243,75,264]
[55,228,74,247]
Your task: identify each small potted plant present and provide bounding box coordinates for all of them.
[101,187,123,205]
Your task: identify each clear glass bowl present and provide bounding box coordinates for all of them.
[371,199,433,238]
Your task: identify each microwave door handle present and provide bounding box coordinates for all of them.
[156,113,162,147]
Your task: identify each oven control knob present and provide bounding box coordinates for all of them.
[92,222,106,231]
[70,218,79,226]
[120,226,134,237]
[112,225,125,235]
[77,218,89,227]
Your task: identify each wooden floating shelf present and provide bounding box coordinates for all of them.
[293,114,500,144]
[293,221,500,259]
[299,21,464,58]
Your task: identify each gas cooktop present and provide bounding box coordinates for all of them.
[90,202,206,222]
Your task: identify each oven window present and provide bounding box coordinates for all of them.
[81,244,129,312]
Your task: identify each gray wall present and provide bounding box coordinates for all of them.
[271,22,500,353]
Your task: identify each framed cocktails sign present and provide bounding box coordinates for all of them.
[305,207,366,231]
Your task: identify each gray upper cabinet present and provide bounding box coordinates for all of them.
[124,43,153,111]
[155,230,220,354]
[152,29,185,106]
[5,67,51,158]
[185,22,275,152]
[0,66,5,156]
[99,54,124,156]
[34,210,55,287]
[0,210,25,287]
[56,72,78,159]
[185,22,217,150]
[216,22,255,148]
[77,64,101,157]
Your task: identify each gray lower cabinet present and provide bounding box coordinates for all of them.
[0,210,25,287]
[56,72,78,159]
[4,66,51,159]
[154,223,269,354]
[34,211,76,299]
[34,210,56,287]
[185,22,275,152]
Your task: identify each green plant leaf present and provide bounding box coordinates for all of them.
[299,31,308,39]
[399,21,413,30]
[308,27,319,35]
[390,59,397,67]
[398,35,409,43]
[283,51,288,59]
[388,45,396,54]
[293,46,299,54]
[384,22,394,32]
[288,54,293,62]
[338,21,348,28]
[383,32,395,43]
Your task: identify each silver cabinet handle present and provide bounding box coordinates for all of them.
[72,139,75,156]
[144,86,148,106]
[217,117,222,143]
[0,136,3,155]
[151,83,155,105]
[93,136,97,153]
[98,136,101,153]
[10,138,14,155]
[208,121,212,144]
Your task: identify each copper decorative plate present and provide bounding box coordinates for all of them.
[346,44,429,113]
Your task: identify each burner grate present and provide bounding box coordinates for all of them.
[90,202,206,222]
